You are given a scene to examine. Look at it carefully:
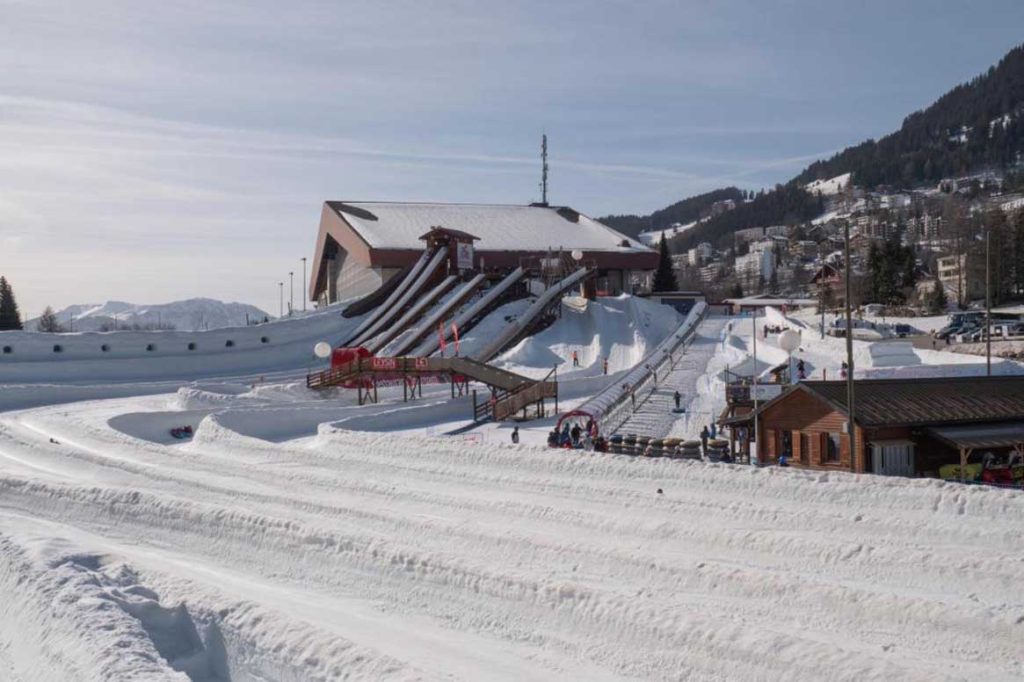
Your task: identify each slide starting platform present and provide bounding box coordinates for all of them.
[306,354,557,422]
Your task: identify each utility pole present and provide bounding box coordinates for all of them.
[540,134,549,206]
[289,271,294,316]
[301,257,307,312]
[752,307,759,466]
[986,225,991,376]
[278,282,283,318]
[843,220,857,472]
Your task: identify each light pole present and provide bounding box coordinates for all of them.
[289,271,294,316]
[278,282,283,318]
[301,257,307,312]
[985,225,991,376]
[843,220,857,473]
[751,307,759,467]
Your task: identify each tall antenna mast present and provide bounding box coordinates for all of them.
[540,134,549,205]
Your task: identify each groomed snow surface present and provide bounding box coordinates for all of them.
[2,394,1024,681]
[1,299,1024,680]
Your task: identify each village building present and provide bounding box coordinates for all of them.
[936,253,986,304]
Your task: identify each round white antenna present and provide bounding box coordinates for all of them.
[571,249,583,261]
[778,330,800,353]
[314,341,332,358]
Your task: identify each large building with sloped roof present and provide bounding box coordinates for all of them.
[309,201,658,305]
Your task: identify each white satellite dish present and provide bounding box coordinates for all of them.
[314,341,332,358]
[778,330,801,353]
[571,249,583,261]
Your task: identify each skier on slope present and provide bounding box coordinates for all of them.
[673,390,681,411]
[511,426,519,445]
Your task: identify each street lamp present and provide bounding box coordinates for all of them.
[278,282,283,318]
[779,330,800,384]
[985,225,991,376]
[301,257,307,312]
[843,220,857,472]
[289,271,294,316]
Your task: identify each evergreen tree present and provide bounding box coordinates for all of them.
[925,279,948,314]
[817,281,836,314]
[652,233,678,292]
[36,306,65,333]
[0,276,23,330]
[1013,210,1024,297]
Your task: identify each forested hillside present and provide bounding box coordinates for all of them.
[796,44,1024,188]
[600,187,744,237]
[668,184,823,252]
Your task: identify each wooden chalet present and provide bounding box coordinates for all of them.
[722,376,1024,477]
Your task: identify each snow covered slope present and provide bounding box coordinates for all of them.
[495,295,682,378]
[0,393,1022,680]
[30,298,271,332]
[804,172,851,195]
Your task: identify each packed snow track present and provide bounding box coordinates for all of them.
[0,393,1022,681]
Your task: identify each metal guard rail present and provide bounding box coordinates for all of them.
[577,302,709,437]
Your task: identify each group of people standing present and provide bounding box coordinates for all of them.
[546,416,601,450]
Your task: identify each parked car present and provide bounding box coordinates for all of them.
[893,323,917,338]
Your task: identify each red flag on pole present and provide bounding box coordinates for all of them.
[452,320,460,356]
[438,322,447,356]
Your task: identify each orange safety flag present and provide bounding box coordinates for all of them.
[452,320,460,355]
[438,322,447,355]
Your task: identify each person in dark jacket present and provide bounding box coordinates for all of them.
[511,426,519,444]
[673,390,681,410]
[570,423,582,446]
[700,426,710,455]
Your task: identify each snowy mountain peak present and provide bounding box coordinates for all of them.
[31,298,271,332]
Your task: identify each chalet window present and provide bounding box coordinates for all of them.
[823,432,841,462]
[781,431,793,457]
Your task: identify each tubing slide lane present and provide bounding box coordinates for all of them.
[364,275,458,354]
[410,267,525,358]
[388,274,487,357]
[349,248,448,348]
[339,248,435,346]
[341,259,414,319]
[471,267,590,363]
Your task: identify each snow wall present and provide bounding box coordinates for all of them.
[0,307,362,383]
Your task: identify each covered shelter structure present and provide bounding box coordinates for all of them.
[309,201,657,305]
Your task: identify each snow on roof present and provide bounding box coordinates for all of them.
[329,202,651,253]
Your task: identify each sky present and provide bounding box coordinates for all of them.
[1,0,1023,317]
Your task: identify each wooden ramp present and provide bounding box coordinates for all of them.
[307,356,557,422]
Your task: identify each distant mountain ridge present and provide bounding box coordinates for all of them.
[31,298,271,332]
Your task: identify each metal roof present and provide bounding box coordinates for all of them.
[801,377,1024,427]
[926,423,1024,450]
[325,201,651,253]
